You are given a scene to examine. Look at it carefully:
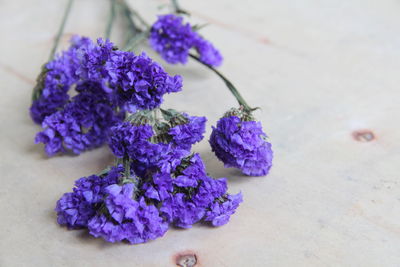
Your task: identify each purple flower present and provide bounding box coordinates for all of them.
[204,193,243,226]
[159,153,241,228]
[35,81,122,156]
[108,112,206,176]
[169,114,207,150]
[55,166,122,229]
[31,36,182,126]
[55,192,95,229]
[160,193,206,228]
[88,184,168,244]
[30,36,96,124]
[108,52,183,110]
[56,152,243,243]
[209,115,273,176]
[193,38,223,67]
[149,14,223,66]
[149,14,196,64]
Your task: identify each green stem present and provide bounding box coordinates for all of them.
[120,0,150,29]
[118,0,150,51]
[105,0,117,39]
[189,54,254,112]
[123,156,131,180]
[49,0,75,61]
[123,31,148,51]
[171,0,180,12]
[170,0,189,15]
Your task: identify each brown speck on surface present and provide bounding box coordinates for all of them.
[352,130,375,142]
[174,251,198,267]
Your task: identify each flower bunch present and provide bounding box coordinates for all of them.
[32,36,182,155]
[30,0,274,245]
[56,109,242,244]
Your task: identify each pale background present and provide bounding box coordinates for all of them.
[1,0,400,266]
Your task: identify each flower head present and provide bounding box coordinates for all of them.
[159,153,240,228]
[209,112,273,176]
[193,37,223,67]
[32,36,182,156]
[30,36,92,124]
[55,166,122,229]
[204,192,243,226]
[35,81,122,156]
[107,51,183,110]
[108,110,206,176]
[87,184,168,244]
[149,14,223,66]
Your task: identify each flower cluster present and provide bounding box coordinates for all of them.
[31,36,182,155]
[35,81,122,155]
[30,36,91,124]
[34,4,274,246]
[149,14,223,66]
[210,109,273,176]
[56,132,242,244]
[108,109,206,176]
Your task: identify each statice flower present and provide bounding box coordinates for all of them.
[88,184,168,244]
[149,14,196,64]
[108,121,187,177]
[31,36,183,126]
[169,113,207,150]
[149,14,223,66]
[55,166,122,229]
[35,81,121,156]
[159,154,241,228]
[30,36,93,124]
[204,193,243,226]
[209,113,273,176]
[108,110,206,176]
[193,37,223,67]
[56,151,242,243]
[104,51,182,110]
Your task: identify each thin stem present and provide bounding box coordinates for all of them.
[171,0,180,12]
[120,0,150,29]
[123,156,131,180]
[49,0,75,61]
[105,0,117,39]
[118,0,149,51]
[170,0,189,15]
[123,31,148,51]
[189,54,254,112]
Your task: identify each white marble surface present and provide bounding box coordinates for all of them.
[1,0,400,266]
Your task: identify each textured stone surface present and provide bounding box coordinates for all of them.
[1,0,400,266]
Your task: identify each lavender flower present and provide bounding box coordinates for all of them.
[149,14,223,66]
[209,115,273,176]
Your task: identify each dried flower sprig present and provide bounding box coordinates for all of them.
[28,0,275,245]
